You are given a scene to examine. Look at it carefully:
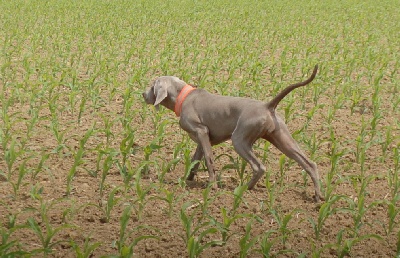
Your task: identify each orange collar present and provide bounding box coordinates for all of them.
[174,84,195,117]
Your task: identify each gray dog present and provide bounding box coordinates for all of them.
[143,65,324,202]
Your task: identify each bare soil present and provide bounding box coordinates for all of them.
[0,83,399,257]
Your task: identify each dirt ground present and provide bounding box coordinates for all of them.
[0,81,399,257]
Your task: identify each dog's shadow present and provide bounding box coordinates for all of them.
[162,179,207,189]
[185,180,207,189]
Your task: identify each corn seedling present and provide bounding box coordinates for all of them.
[255,229,281,257]
[308,195,343,239]
[386,201,400,235]
[158,157,181,184]
[269,208,299,247]
[142,140,163,176]
[239,219,259,258]
[118,129,137,169]
[91,186,122,223]
[210,207,252,244]
[10,156,32,197]
[132,171,152,221]
[218,154,248,186]
[99,149,118,198]
[178,146,200,189]
[29,182,44,201]
[151,188,176,218]
[0,212,27,257]
[263,169,278,210]
[24,200,74,255]
[70,233,101,258]
[66,127,96,195]
[4,137,23,180]
[345,175,382,235]
[335,229,382,258]
[378,126,393,162]
[231,184,248,215]
[325,130,347,200]
[387,147,400,198]
[113,205,159,257]
[31,152,50,180]
[179,201,223,257]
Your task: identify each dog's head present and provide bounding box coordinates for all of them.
[142,76,186,110]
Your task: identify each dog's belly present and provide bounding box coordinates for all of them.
[208,132,232,146]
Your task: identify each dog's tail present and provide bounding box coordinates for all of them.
[267,65,318,111]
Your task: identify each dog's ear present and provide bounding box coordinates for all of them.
[153,79,168,107]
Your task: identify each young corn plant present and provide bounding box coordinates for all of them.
[387,147,400,199]
[186,228,222,258]
[0,212,28,257]
[132,170,152,221]
[385,200,400,236]
[113,205,159,258]
[255,229,281,257]
[119,161,136,193]
[103,186,122,223]
[334,229,382,258]
[155,135,183,184]
[262,169,278,210]
[210,207,253,244]
[151,188,176,218]
[99,149,118,198]
[99,114,117,148]
[298,104,324,134]
[325,129,347,200]
[283,95,296,123]
[31,152,50,180]
[118,129,137,172]
[269,209,299,247]
[142,139,163,176]
[217,154,248,186]
[24,199,74,255]
[3,137,23,181]
[25,104,42,138]
[70,234,101,258]
[354,117,368,164]
[194,186,220,220]
[157,157,181,184]
[87,186,121,224]
[66,127,96,195]
[254,141,271,164]
[239,219,259,258]
[10,156,33,198]
[179,201,223,257]
[378,126,393,162]
[231,184,248,216]
[345,175,382,236]
[178,146,200,189]
[307,195,343,239]
[309,241,335,258]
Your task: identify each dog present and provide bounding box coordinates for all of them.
[143,65,324,202]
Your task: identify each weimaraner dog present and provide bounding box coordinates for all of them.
[143,65,324,202]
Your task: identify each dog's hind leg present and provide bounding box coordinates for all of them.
[264,122,324,202]
[231,125,267,190]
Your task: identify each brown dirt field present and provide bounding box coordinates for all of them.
[1,79,399,257]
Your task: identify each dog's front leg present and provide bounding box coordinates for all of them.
[187,145,204,181]
[194,127,217,189]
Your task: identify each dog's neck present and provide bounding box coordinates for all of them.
[174,84,196,117]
